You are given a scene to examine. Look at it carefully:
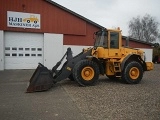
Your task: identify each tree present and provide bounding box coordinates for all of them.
[128,14,160,43]
[153,42,160,48]
[153,42,160,60]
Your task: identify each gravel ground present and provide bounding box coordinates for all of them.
[0,64,159,120]
[60,64,160,120]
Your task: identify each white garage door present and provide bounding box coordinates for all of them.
[4,32,43,69]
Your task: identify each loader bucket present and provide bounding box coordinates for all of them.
[26,63,54,93]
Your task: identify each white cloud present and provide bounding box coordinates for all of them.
[52,0,160,36]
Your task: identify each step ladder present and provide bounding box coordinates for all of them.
[113,62,121,77]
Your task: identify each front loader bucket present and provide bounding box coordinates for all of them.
[26,63,54,93]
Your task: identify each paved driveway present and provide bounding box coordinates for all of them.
[0,64,160,120]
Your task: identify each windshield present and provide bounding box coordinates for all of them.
[94,30,108,48]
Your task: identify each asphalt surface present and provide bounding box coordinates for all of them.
[0,64,160,120]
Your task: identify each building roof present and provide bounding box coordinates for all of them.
[45,0,104,29]
[122,36,153,46]
[45,0,153,47]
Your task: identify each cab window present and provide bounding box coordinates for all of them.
[110,32,119,49]
[94,30,108,48]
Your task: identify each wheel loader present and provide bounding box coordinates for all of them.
[26,28,153,93]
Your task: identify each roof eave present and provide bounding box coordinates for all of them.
[122,36,153,46]
[45,0,104,29]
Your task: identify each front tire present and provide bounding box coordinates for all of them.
[73,60,99,86]
[122,61,143,84]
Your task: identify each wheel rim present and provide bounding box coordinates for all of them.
[81,67,94,81]
[129,67,140,80]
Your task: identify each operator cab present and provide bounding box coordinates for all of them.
[94,28,120,49]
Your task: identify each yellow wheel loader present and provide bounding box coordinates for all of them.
[26,28,153,93]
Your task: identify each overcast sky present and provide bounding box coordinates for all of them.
[52,0,160,36]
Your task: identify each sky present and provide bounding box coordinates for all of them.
[52,0,160,37]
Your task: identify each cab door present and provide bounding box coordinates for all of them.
[108,31,121,57]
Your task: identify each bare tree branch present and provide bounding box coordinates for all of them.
[128,14,159,43]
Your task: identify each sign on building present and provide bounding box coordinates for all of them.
[7,11,40,29]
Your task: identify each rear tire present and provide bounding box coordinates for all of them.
[122,61,143,84]
[73,60,99,86]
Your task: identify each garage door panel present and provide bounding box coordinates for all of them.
[5,58,43,69]
[4,32,43,69]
